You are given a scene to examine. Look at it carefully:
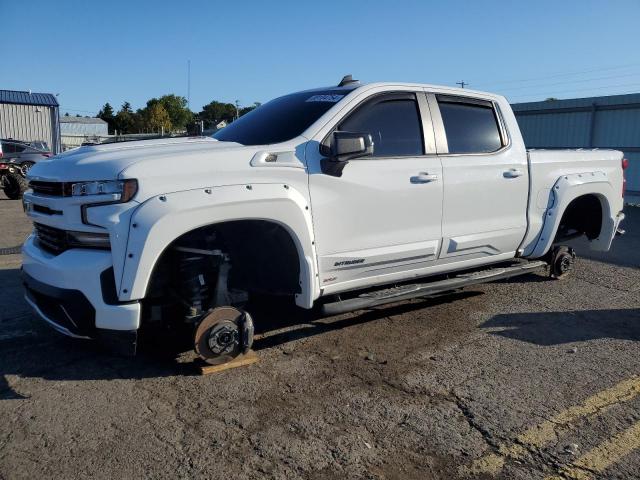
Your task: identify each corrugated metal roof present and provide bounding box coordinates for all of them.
[60,116,107,125]
[511,91,640,194]
[512,92,640,112]
[0,89,59,107]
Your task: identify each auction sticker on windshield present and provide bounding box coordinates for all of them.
[305,94,344,103]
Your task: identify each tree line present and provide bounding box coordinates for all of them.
[92,95,261,135]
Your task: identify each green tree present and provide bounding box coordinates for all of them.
[97,102,114,118]
[239,102,261,117]
[146,95,193,131]
[145,103,172,133]
[199,101,236,128]
[97,102,116,133]
[114,101,136,134]
[132,109,145,133]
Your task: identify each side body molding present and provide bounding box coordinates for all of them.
[524,171,617,258]
[118,184,319,308]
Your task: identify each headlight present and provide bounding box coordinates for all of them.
[71,179,138,202]
[76,179,138,226]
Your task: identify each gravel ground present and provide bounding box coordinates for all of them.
[1,191,639,480]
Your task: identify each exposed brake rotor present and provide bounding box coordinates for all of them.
[194,306,254,365]
[549,246,576,279]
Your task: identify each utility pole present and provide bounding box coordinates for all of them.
[187,60,191,109]
[456,80,468,89]
[235,100,240,120]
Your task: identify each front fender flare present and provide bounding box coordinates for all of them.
[118,184,319,308]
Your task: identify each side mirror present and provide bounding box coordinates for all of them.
[331,131,374,161]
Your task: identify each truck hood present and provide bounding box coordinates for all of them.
[28,137,249,182]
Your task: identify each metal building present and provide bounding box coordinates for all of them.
[0,90,61,154]
[60,116,108,136]
[60,116,109,151]
[512,93,640,200]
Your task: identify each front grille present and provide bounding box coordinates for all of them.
[29,181,71,197]
[34,223,69,254]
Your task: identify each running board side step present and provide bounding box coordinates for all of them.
[320,260,547,316]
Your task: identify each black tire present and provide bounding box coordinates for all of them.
[3,172,28,200]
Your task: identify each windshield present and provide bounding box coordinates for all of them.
[213,89,351,145]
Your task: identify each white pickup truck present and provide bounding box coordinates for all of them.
[22,76,627,364]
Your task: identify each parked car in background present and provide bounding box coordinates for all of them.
[0,139,52,175]
[0,161,28,199]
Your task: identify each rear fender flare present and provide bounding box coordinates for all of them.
[526,171,616,258]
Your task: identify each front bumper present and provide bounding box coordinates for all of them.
[22,235,141,348]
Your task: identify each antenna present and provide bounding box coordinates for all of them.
[187,60,191,109]
[338,74,359,87]
[456,80,468,89]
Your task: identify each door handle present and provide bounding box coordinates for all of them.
[410,172,439,183]
[503,168,523,178]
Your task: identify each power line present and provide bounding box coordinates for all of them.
[477,61,640,88]
[497,71,640,92]
[511,89,640,103]
[508,81,640,101]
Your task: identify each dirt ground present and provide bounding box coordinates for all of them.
[1,191,639,480]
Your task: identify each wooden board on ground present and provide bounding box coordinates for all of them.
[197,350,259,375]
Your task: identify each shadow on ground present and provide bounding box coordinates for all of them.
[482,308,640,345]
[249,290,482,350]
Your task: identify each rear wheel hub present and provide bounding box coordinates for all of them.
[550,246,576,279]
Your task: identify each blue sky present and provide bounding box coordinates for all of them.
[2,0,640,115]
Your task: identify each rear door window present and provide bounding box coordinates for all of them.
[437,97,503,154]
